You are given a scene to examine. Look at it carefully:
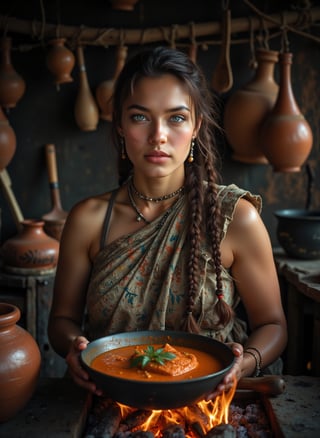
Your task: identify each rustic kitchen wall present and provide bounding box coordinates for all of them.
[0,0,319,245]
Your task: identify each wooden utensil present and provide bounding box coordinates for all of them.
[42,144,68,241]
[237,375,286,396]
[211,8,233,93]
[0,168,23,231]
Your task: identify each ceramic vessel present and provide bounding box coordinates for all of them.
[0,37,26,109]
[260,52,313,172]
[0,219,59,272]
[223,49,279,164]
[74,46,99,131]
[0,302,41,422]
[96,45,128,121]
[274,209,320,259]
[46,38,75,85]
[0,105,16,170]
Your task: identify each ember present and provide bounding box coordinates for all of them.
[84,385,273,438]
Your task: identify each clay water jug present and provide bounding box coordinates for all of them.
[0,219,59,273]
[0,302,41,422]
[260,52,313,172]
[0,37,26,109]
[223,48,279,164]
[96,45,128,121]
[0,105,16,170]
[46,38,75,85]
[74,45,99,131]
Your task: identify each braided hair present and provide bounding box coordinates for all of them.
[111,46,234,332]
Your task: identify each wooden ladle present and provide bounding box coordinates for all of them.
[42,144,68,241]
[211,8,233,93]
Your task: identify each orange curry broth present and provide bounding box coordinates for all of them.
[90,344,223,382]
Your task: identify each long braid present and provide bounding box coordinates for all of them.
[204,152,235,327]
[180,159,204,333]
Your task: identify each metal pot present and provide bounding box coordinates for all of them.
[274,209,320,260]
[80,330,235,409]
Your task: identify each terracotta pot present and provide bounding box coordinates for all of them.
[0,106,16,170]
[0,37,26,109]
[223,48,279,164]
[0,219,59,273]
[110,0,139,10]
[96,45,128,121]
[260,52,313,172]
[46,38,75,85]
[0,302,41,422]
[74,46,99,131]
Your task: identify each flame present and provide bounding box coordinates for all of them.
[117,376,237,437]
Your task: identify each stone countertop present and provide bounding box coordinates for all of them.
[268,375,320,437]
[0,375,319,437]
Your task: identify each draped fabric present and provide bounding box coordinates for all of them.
[85,184,262,344]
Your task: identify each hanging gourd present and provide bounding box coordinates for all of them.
[0,37,26,109]
[259,51,313,172]
[46,38,75,86]
[0,106,16,170]
[223,48,279,163]
[74,45,99,131]
[96,45,128,122]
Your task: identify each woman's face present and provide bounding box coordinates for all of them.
[118,74,200,179]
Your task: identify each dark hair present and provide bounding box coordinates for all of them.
[112,46,233,331]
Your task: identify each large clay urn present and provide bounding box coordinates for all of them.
[96,45,128,121]
[223,48,279,164]
[74,45,99,131]
[0,219,59,273]
[0,105,16,170]
[0,37,26,109]
[0,302,41,422]
[260,52,313,172]
[46,38,75,85]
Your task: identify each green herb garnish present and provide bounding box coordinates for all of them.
[130,345,176,369]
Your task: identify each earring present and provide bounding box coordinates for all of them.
[188,138,195,163]
[120,136,126,159]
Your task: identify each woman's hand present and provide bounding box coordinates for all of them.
[65,336,103,396]
[205,342,243,400]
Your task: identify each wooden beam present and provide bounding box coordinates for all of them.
[0,8,319,47]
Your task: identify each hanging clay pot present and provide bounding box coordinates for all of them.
[110,0,139,11]
[0,219,59,274]
[0,302,41,422]
[74,45,99,131]
[260,52,313,172]
[46,38,75,85]
[96,45,128,122]
[0,37,26,109]
[223,48,279,164]
[0,105,16,170]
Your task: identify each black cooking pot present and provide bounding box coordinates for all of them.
[274,209,320,260]
[80,330,234,410]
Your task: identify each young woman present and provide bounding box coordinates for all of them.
[48,46,287,399]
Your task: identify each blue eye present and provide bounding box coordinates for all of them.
[132,114,147,122]
[171,115,185,123]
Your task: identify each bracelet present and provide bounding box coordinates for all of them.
[244,347,262,377]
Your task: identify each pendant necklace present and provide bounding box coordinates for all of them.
[127,183,151,224]
[130,178,184,203]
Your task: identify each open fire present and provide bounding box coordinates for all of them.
[84,379,274,437]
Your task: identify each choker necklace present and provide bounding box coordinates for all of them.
[127,183,150,224]
[130,179,184,203]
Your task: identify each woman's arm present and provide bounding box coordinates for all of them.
[228,198,288,377]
